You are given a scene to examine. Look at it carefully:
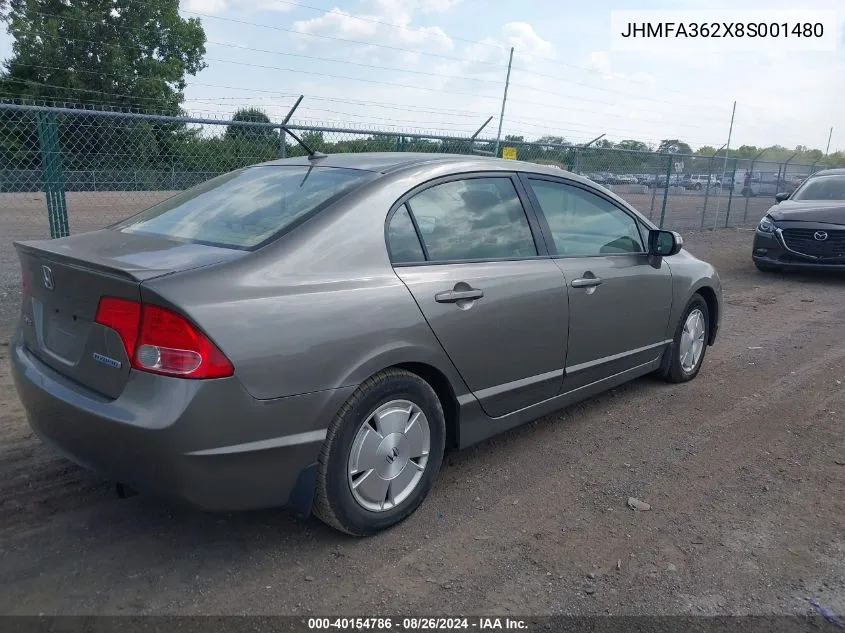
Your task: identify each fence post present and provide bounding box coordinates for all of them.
[742,148,768,223]
[659,155,672,229]
[648,156,661,220]
[724,158,737,227]
[36,112,69,238]
[702,154,716,228]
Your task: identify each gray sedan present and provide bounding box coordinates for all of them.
[11,153,722,535]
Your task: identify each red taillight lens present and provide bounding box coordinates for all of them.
[94,297,233,379]
[95,297,142,358]
[135,303,233,379]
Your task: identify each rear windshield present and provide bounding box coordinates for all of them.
[114,166,372,249]
[791,174,845,201]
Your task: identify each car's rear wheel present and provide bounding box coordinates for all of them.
[313,369,446,536]
[657,295,710,384]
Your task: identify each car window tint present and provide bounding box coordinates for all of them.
[527,179,644,256]
[114,166,370,249]
[387,205,426,264]
[406,178,537,262]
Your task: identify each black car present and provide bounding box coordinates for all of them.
[752,168,845,272]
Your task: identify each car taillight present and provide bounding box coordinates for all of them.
[95,297,142,358]
[95,297,233,379]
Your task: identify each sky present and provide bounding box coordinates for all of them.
[1,0,843,152]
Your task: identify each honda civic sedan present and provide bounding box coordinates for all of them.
[11,153,722,535]
[753,168,845,272]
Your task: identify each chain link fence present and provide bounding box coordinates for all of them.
[0,102,832,311]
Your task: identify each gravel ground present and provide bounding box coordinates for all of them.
[0,228,843,618]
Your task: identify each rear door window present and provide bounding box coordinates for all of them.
[386,204,426,264]
[405,177,538,262]
[114,166,372,249]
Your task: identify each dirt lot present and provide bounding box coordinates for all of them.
[0,228,843,618]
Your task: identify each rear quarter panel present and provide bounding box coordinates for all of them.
[141,163,482,401]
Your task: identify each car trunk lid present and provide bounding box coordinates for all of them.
[15,229,242,399]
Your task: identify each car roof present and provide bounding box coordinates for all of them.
[254,152,586,180]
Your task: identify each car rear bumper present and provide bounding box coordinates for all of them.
[752,230,845,271]
[10,333,354,513]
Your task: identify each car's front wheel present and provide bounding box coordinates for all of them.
[657,295,710,384]
[313,369,446,536]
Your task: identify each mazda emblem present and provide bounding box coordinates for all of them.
[41,265,54,290]
[813,231,828,241]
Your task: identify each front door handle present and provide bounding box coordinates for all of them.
[571,277,603,288]
[435,289,484,303]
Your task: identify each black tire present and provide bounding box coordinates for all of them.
[755,261,780,273]
[656,295,710,384]
[694,183,702,190]
[313,369,446,536]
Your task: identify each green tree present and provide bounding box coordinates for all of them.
[535,135,568,146]
[594,139,614,149]
[0,0,206,113]
[657,139,692,155]
[616,139,649,152]
[504,134,524,142]
[224,108,278,142]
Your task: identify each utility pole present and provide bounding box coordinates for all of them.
[713,100,737,231]
[825,127,833,156]
[494,47,514,158]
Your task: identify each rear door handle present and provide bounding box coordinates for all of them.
[571,277,603,288]
[435,289,484,303]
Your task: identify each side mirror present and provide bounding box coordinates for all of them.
[774,192,790,203]
[648,230,683,257]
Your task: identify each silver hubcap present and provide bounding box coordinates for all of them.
[679,308,706,373]
[347,400,430,512]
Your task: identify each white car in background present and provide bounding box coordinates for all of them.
[684,174,720,191]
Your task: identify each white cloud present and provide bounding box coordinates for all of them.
[291,4,455,57]
[182,0,297,15]
[366,0,462,14]
[500,22,554,59]
[586,51,654,86]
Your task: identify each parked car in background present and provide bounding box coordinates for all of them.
[616,174,639,185]
[752,168,845,272]
[683,175,720,191]
[11,152,723,536]
[735,170,780,197]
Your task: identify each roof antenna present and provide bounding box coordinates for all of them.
[282,126,326,160]
[278,96,325,160]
